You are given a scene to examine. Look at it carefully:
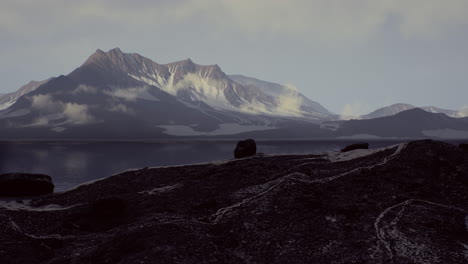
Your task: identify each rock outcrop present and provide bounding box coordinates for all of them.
[0,173,54,196]
[234,139,257,158]
[0,140,467,263]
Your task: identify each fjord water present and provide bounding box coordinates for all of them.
[0,140,458,192]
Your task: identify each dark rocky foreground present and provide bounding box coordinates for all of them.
[0,140,467,263]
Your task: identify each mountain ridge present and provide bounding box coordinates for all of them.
[361,103,461,119]
[1,48,467,139]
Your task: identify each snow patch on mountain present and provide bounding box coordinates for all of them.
[165,73,232,109]
[0,100,15,111]
[158,123,276,136]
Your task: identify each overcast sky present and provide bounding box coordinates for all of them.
[1,0,468,115]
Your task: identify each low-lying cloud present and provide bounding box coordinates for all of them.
[276,84,303,116]
[3,0,468,41]
[457,105,468,117]
[340,103,363,120]
[29,94,94,126]
[72,84,98,95]
[104,86,159,102]
[108,102,135,115]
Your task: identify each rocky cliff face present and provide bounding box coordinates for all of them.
[1,140,467,263]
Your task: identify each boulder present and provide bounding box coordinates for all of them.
[341,143,369,152]
[234,139,257,159]
[459,143,468,151]
[0,173,54,196]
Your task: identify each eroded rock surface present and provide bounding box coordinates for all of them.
[0,140,467,263]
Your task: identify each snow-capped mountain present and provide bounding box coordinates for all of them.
[361,103,460,119]
[0,48,332,139]
[80,48,330,119]
[0,79,51,110]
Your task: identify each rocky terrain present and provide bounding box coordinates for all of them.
[0,140,467,263]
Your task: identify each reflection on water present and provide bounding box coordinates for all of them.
[0,140,450,192]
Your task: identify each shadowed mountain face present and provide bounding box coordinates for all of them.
[1,140,466,263]
[0,48,333,139]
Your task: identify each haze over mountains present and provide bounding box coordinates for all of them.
[0,48,467,139]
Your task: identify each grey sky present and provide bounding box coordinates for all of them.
[1,0,468,115]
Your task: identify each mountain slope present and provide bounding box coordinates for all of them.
[420,106,459,117]
[361,103,415,119]
[332,108,468,138]
[361,103,460,119]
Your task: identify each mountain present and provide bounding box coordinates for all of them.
[78,48,330,119]
[361,103,414,119]
[1,48,467,140]
[323,108,468,138]
[0,79,51,111]
[0,48,331,139]
[361,103,460,119]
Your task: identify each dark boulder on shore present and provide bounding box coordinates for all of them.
[234,138,257,158]
[341,142,369,152]
[0,140,467,263]
[0,173,54,196]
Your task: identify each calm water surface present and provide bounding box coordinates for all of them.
[0,140,458,191]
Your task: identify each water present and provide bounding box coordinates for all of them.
[0,140,455,192]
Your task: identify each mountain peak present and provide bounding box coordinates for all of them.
[169,58,195,66]
[83,49,110,66]
[108,47,124,55]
